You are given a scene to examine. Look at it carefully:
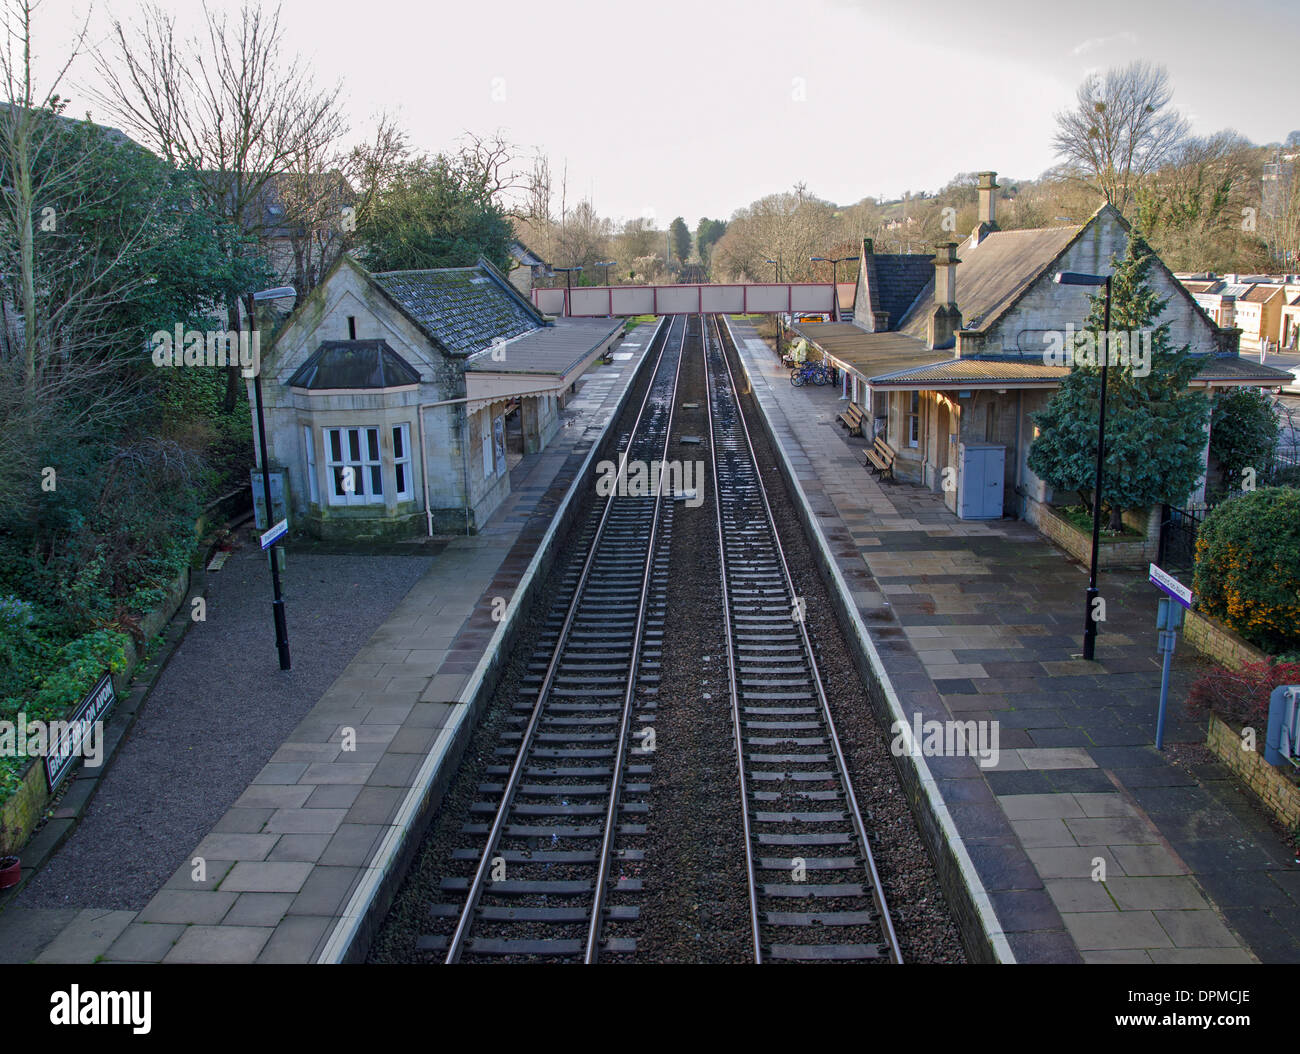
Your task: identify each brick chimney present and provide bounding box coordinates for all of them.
[970,171,998,247]
[928,242,962,350]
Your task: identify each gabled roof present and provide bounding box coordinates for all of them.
[369,259,546,357]
[1182,280,1222,295]
[509,240,549,268]
[861,250,934,328]
[286,339,420,389]
[896,224,1083,339]
[1241,284,1285,304]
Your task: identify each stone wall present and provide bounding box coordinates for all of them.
[1184,608,1269,670]
[1026,501,1160,568]
[1207,714,1300,831]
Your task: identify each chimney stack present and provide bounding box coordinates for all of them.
[927,242,962,350]
[971,171,999,247]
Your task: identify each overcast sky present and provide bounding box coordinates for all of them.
[50,0,1300,225]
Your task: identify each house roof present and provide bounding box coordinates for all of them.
[1181,280,1222,295]
[466,318,622,377]
[286,340,421,389]
[794,323,935,376]
[370,262,545,357]
[1240,284,1284,304]
[509,240,548,268]
[868,357,1070,388]
[1191,356,1295,384]
[861,251,934,327]
[896,224,1083,339]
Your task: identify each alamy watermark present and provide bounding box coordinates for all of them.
[1042,324,1152,378]
[151,324,260,378]
[891,713,1000,769]
[0,713,103,768]
[596,459,705,508]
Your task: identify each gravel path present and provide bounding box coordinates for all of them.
[17,532,432,910]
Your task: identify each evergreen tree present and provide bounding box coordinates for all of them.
[669,216,690,263]
[1027,232,1211,529]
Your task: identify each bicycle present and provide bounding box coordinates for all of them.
[790,362,831,387]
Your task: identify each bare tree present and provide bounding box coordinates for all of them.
[0,0,156,522]
[1053,61,1190,212]
[94,0,346,407]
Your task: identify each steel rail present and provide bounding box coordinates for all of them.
[444,314,679,964]
[707,313,902,964]
[583,316,687,962]
[702,315,765,962]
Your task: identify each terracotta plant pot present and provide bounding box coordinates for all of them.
[0,855,20,890]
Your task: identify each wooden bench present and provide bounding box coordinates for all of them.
[863,436,897,480]
[837,401,865,437]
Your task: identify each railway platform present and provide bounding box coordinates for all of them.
[725,315,1300,964]
[0,325,657,964]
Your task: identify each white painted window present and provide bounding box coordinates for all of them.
[907,391,920,449]
[393,423,412,501]
[325,426,384,505]
[303,425,319,505]
[481,412,494,479]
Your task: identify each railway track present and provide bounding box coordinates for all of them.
[705,314,902,963]
[420,314,686,963]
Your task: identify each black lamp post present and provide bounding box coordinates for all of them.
[247,285,297,671]
[1055,270,1112,661]
[554,266,582,316]
[595,260,615,285]
[765,256,783,357]
[811,255,859,321]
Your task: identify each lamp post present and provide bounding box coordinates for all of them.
[765,256,783,358]
[595,260,615,285]
[811,255,859,321]
[1055,270,1112,661]
[247,285,297,671]
[555,266,582,317]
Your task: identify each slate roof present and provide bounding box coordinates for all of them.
[509,240,549,269]
[1181,280,1222,295]
[370,264,545,356]
[862,253,934,327]
[1191,356,1295,383]
[868,358,1070,387]
[896,225,1083,339]
[286,340,420,389]
[465,318,622,377]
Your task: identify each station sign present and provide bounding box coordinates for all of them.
[260,518,288,550]
[1148,563,1193,609]
[45,671,116,791]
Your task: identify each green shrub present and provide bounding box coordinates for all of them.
[1209,388,1279,494]
[1193,487,1300,653]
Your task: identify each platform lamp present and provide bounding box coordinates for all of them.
[811,255,859,322]
[247,284,297,671]
[765,256,783,358]
[555,266,582,317]
[1054,270,1112,662]
[595,260,615,285]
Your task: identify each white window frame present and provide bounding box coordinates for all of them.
[393,422,413,501]
[303,424,319,505]
[481,412,494,480]
[907,391,920,449]
[325,426,384,506]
